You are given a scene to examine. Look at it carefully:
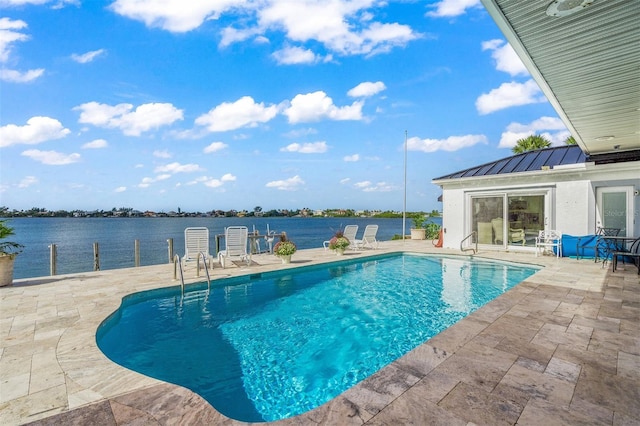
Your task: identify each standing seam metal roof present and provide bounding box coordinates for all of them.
[433,145,587,181]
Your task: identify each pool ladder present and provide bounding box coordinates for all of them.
[173,254,185,294]
[173,253,211,296]
[460,231,477,255]
[197,251,212,292]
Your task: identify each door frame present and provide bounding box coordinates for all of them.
[596,186,634,236]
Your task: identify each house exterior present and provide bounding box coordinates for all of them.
[432,146,639,251]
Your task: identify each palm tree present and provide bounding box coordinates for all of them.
[564,136,577,145]
[512,135,551,154]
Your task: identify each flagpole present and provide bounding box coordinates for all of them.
[402,130,407,241]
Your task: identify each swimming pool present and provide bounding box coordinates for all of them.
[96,253,538,422]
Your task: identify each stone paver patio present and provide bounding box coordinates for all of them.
[1,240,638,425]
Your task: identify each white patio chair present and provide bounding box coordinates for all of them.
[535,230,562,257]
[218,226,251,268]
[355,225,379,249]
[323,225,359,250]
[343,225,359,250]
[183,227,212,268]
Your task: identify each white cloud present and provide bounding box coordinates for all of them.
[21,149,80,165]
[138,173,172,188]
[426,0,482,18]
[203,141,229,153]
[111,1,420,57]
[265,175,305,191]
[0,0,78,6]
[71,49,105,64]
[347,81,386,98]
[354,180,395,192]
[498,116,569,149]
[114,186,127,193]
[153,149,171,158]
[481,39,528,77]
[18,175,38,188]
[219,26,259,48]
[154,162,203,174]
[0,116,70,147]
[82,139,108,149]
[280,141,328,154]
[110,0,240,33]
[195,96,278,132]
[189,173,236,188]
[340,178,350,184]
[284,91,363,123]
[284,127,318,138]
[272,45,323,65]
[0,18,45,83]
[407,134,488,153]
[476,80,545,115]
[344,154,360,162]
[0,68,44,83]
[74,101,184,136]
[0,17,28,62]
[258,1,420,57]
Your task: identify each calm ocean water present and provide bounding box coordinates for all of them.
[9,216,442,279]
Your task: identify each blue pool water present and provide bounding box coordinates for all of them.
[96,253,538,422]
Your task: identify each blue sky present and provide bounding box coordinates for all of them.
[0,0,569,213]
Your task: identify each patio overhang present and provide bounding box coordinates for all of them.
[480,0,640,158]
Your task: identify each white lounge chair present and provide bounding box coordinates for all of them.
[342,225,359,250]
[218,226,251,268]
[183,227,213,269]
[355,224,379,249]
[323,224,359,250]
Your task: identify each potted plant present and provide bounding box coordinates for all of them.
[410,213,427,240]
[328,230,350,255]
[0,219,24,286]
[273,233,296,264]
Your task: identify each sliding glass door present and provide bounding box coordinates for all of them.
[471,191,549,248]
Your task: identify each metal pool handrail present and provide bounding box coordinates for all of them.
[173,254,185,294]
[460,231,477,255]
[197,251,211,292]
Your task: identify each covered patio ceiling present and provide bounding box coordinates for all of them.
[480,0,640,159]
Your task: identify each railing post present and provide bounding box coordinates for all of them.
[134,239,140,267]
[93,242,100,271]
[167,238,174,263]
[49,244,57,276]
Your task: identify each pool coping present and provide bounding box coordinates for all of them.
[1,240,638,425]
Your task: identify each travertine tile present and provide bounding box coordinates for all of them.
[575,364,640,420]
[431,341,517,392]
[518,397,610,426]
[492,362,575,409]
[617,351,640,380]
[544,356,581,383]
[438,381,522,426]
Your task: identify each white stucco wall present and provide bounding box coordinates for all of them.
[555,180,592,235]
[441,188,465,250]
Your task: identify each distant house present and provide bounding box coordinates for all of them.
[432,146,639,251]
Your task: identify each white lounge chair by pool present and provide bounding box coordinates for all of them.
[183,227,213,268]
[218,226,251,268]
[355,224,379,249]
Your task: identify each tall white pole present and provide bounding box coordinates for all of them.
[402,130,407,241]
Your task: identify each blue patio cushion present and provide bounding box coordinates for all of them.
[563,235,599,258]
